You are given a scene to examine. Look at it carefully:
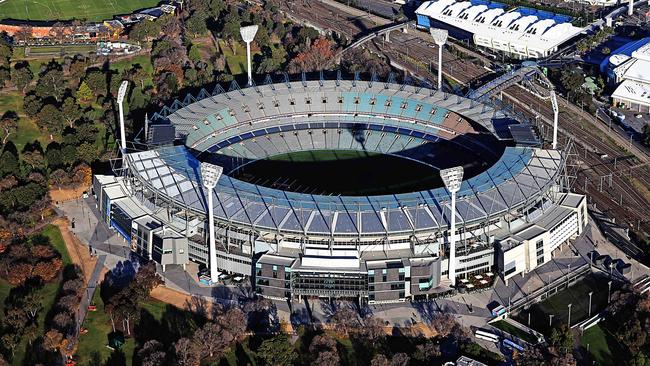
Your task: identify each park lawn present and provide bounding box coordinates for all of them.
[219,341,258,366]
[39,224,72,265]
[491,320,539,344]
[218,40,260,76]
[110,55,155,87]
[77,290,137,366]
[0,0,159,22]
[581,323,626,366]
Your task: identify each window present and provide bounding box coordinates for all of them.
[369,276,375,283]
[536,240,544,249]
[399,291,405,299]
[179,248,185,254]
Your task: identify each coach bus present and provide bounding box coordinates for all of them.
[474,329,499,343]
[502,338,524,352]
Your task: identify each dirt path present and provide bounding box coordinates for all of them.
[49,185,90,203]
[150,286,216,318]
[53,217,97,285]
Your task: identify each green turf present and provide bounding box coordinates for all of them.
[514,274,617,336]
[580,323,626,366]
[0,0,160,22]
[219,40,260,76]
[491,320,539,344]
[27,44,96,56]
[39,224,72,265]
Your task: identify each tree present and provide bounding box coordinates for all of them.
[186,12,208,37]
[22,149,46,170]
[0,111,18,144]
[76,143,100,164]
[36,104,65,137]
[43,329,65,352]
[429,313,458,338]
[84,70,108,97]
[390,353,410,366]
[129,20,160,42]
[549,324,574,355]
[61,97,82,127]
[23,93,42,118]
[194,322,229,360]
[11,61,33,92]
[414,340,441,362]
[256,334,298,366]
[310,334,340,366]
[138,340,166,366]
[329,307,360,335]
[257,45,287,74]
[35,62,66,102]
[76,81,94,103]
[174,337,200,366]
[0,147,19,178]
[287,38,338,73]
[370,354,389,366]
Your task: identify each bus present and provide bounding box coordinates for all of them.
[474,329,499,343]
[502,338,524,352]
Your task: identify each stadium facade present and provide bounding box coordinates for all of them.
[93,79,587,303]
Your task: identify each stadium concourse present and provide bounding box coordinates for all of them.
[92,77,588,304]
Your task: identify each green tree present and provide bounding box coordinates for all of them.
[36,104,65,137]
[61,97,82,127]
[257,334,298,366]
[188,44,202,64]
[35,62,66,101]
[75,143,99,164]
[186,12,208,37]
[129,20,160,42]
[549,324,574,355]
[0,147,19,178]
[11,61,33,93]
[84,70,108,97]
[45,143,64,170]
[76,81,94,103]
[23,93,42,118]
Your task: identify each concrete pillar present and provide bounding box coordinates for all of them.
[384,31,390,43]
[628,0,634,15]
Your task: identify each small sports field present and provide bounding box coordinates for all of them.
[0,0,159,22]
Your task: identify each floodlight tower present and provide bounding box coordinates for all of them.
[200,162,224,284]
[430,28,448,91]
[240,25,259,86]
[550,90,559,149]
[116,80,129,159]
[441,166,464,287]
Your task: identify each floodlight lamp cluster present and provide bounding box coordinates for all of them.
[117,80,129,104]
[440,166,464,193]
[240,25,259,43]
[200,162,223,189]
[430,28,448,45]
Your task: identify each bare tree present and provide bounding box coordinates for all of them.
[174,337,200,366]
[138,340,166,366]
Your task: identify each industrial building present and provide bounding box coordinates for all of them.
[415,0,584,59]
[602,38,650,113]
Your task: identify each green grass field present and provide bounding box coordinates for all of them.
[580,323,627,366]
[514,274,618,336]
[491,320,539,344]
[0,0,160,21]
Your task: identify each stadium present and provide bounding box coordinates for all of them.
[93,77,587,303]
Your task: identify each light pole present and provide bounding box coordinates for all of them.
[550,91,559,149]
[440,166,464,287]
[117,80,129,166]
[430,28,448,91]
[568,303,572,326]
[200,162,223,284]
[240,25,258,86]
[608,280,612,304]
[588,291,593,317]
[549,314,554,327]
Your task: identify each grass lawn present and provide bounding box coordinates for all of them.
[27,44,96,56]
[580,323,627,366]
[218,40,260,76]
[40,224,72,265]
[0,0,160,22]
[110,55,155,87]
[514,274,618,336]
[491,320,539,344]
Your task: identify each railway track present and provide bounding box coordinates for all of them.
[501,86,650,233]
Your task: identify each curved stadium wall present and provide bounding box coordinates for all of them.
[93,79,587,303]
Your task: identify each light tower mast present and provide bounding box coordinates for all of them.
[200,162,224,284]
[240,25,259,86]
[430,28,448,91]
[441,166,464,287]
[116,80,129,165]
